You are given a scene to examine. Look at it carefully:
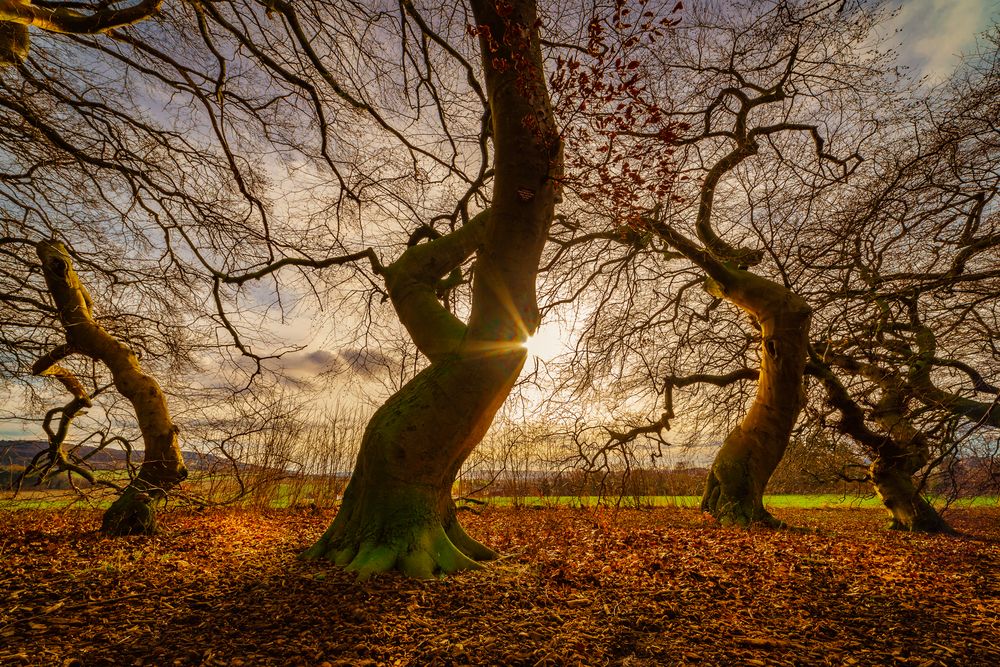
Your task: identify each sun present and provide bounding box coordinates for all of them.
[523,322,565,361]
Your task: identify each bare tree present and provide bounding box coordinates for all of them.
[0,0,569,574]
[545,0,888,526]
[801,30,1000,530]
[302,0,562,578]
[33,239,185,533]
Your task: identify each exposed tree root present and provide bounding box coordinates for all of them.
[304,520,488,580]
[704,497,784,529]
[447,517,498,561]
[302,481,497,579]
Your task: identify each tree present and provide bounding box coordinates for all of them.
[545,0,887,526]
[0,60,208,532]
[302,0,561,578]
[0,1,270,531]
[644,183,813,527]
[2,0,533,549]
[34,239,186,533]
[802,31,1000,531]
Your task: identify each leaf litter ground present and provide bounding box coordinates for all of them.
[1,506,998,666]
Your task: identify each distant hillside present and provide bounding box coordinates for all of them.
[0,440,228,471]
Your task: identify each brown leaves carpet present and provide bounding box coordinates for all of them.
[1,506,998,666]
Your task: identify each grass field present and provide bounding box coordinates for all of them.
[465,493,999,509]
[3,489,997,512]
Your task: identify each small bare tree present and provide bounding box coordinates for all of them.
[33,239,185,533]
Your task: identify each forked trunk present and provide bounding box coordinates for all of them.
[304,0,560,578]
[36,240,186,535]
[700,272,812,527]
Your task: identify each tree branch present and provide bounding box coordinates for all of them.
[383,209,489,362]
[1,0,161,34]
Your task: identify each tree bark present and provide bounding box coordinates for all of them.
[640,62,820,527]
[870,458,952,533]
[1,0,162,66]
[698,271,812,526]
[304,0,561,578]
[868,385,953,533]
[36,239,186,535]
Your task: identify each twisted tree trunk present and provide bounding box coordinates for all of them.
[698,271,811,526]
[37,239,186,535]
[650,219,812,527]
[638,63,821,526]
[303,0,561,578]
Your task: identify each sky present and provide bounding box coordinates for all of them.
[890,0,997,81]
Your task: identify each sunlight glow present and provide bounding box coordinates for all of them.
[523,323,565,362]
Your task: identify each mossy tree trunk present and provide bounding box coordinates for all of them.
[304,0,561,578]
[36,239,186,535]
[303,350,523,578]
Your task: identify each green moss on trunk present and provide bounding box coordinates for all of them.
[304,355,514,579]
[305,0,557,579]
[303,475,492,580]
[101,462,187,536]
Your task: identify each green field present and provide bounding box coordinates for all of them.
[0,492,115,511]
[4,491,997,512]
[461,494,1000,510]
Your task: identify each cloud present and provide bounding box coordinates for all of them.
[893,0,992,81]
[274,349,341,377]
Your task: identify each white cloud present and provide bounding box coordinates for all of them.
[892,0,995,81]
